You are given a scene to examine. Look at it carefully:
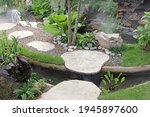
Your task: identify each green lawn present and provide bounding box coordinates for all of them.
[20,47,64,65]
[99,82,150,100]
[121,44,150,67]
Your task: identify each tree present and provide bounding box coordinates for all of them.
[72,0,81,45]
[67,0,72,45]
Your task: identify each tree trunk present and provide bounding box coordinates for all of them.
[72,0,81,45]
[67,0,72,45]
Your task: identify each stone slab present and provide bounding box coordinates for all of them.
[27,41,55,52]
[8,31,33,40]
[61,50,109,74]
[39,80,101,100]
[0,23,16,31]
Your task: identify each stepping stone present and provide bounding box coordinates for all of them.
[27,41,55,52]
[0,23,16,31]
[61,50,109,74]
[39,80,101,100]
[18,21,30,27]
[8,31,34,40]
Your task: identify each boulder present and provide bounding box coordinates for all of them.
[95,32,123,49]
[39,80,101,100]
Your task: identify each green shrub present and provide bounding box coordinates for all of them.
[76,32,98,48]
[134,12,150,50]
[109,44,127,54]
[30,0,51,18]
[0,33,20,67]
[100,71,125,94]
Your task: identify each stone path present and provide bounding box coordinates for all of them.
[27,41,55,52]
[61,50,109,74]
[39,80,101,100]
[8,31,34,40]
[0,23,16,31]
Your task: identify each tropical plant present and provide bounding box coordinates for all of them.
[100,71,125,94]
[0,33,20,67]
[134,12,150,50]
[14,83,41,100]
[76,32,98,48]
[30,0,51,18]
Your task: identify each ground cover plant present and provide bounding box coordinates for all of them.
[20,47,64,65]
[99,82,150,100]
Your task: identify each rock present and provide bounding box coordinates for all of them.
[18,21,30,27]
[57,41,61,45]
[95,32,123,49]
[27,41,55,52]
[64,47,68,51]
[84,47,89,50]
[105,49,111,55]
[63,43,68,47]
[87,43,93,48]
[61,50,109,74]
[68,48,74,52]
[39,80,101,100]
[8,31,34,40]
[53,41,57,45]
[98,46,102,50]
[0,23,16,31]
[29,22,38,28]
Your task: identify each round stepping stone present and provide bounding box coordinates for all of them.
[0,23,16,31]
[8,31,33,40]
[27,41,55,52]
[61,50,109,74]
[39,80,101,100]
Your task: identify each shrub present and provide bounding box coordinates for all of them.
[76,32,98,48]
[134,12,150,50]
[100,71,125,94]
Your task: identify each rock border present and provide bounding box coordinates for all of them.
[23,56,150,73]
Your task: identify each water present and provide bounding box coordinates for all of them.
[32,64,150,89]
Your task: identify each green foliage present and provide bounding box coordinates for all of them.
[14,82,41,100]
[134,12,150,50]
[0,33,20,67]
[100,71,125,94]
[30,0,51,18]
[109,44,127,54]
[76,32,97,48]
[20,47,64,65]
[100,82,150,100]
[121,44,150,67]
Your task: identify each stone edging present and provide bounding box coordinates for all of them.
[23,56,150,73]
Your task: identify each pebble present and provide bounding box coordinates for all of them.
[84,47,89,50]
[98,46,102,50]
[53,41,57,44]
[68,48,74,52]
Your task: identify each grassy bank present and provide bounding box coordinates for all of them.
[99,82,150,100]
[20,48,64,65]
[121,44,150,67]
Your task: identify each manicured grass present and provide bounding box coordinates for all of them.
[121,44,150,66]
[99,82,150,100]
[20,47,64,65]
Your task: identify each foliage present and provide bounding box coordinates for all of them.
[30,0,51,18]
[14,82,41,100]
[134,12,150,50]
[0,33,20,67]
[100,71,125,94]
[109,44,127,54]
[76,32,97,48]
[121,44,150,67]
[20,47,64,65]
[99,82,150,100]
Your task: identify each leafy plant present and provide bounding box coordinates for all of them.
[100,71,125,94]
[30,0,51,18]
[14,83,41,100]
[0,33,20,67]
[76,32,98,48]
[109,44,127,54]
[134,12,150,50]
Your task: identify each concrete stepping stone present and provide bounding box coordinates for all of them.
[27,41,55,52]
[39,80,101,100]
[61,50,109,74]
[8,31,34,40]
[0,23,16,31]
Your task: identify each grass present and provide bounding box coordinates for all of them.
[20,47,64,65]
[99,82,150,100]
[121,44,150,67]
